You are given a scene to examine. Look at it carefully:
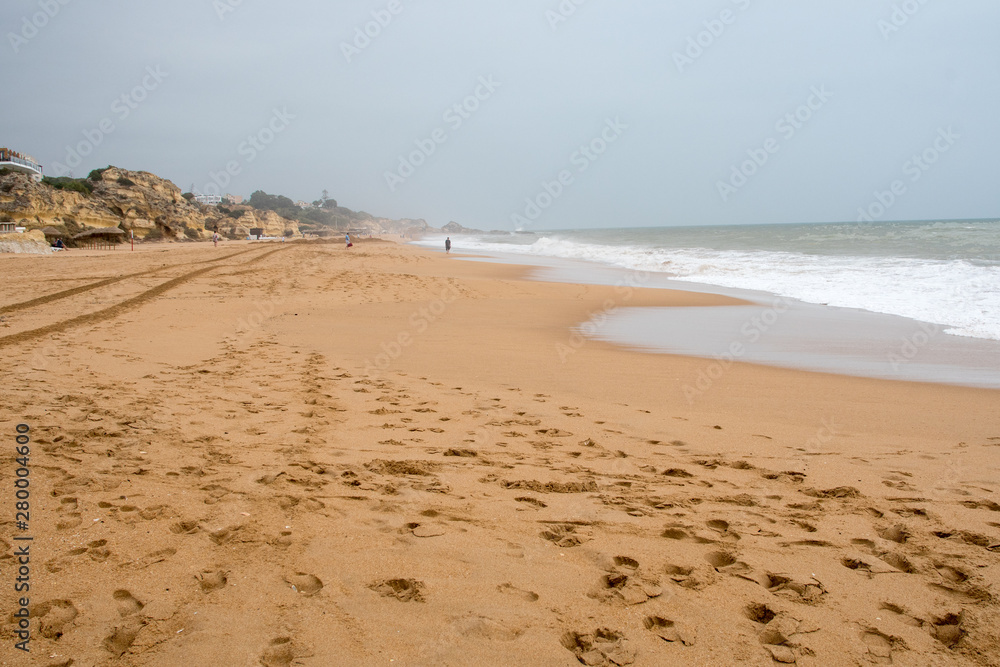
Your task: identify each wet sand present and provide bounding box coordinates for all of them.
[1,240,998,666]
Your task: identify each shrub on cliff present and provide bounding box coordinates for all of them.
[248,190,295,212]
[42,176,94,195]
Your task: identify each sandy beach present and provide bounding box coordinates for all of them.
[1,239,998,666]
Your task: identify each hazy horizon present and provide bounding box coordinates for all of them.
[3,1,999,230]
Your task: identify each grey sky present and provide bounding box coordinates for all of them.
[2,0,998,229]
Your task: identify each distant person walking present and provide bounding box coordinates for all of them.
[445,237,451,253]
[345,233,353,248]
[213,231,220,248]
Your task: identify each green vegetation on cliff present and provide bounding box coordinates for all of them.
[42,176,94,195]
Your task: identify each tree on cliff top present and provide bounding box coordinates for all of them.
[248,190,295,212]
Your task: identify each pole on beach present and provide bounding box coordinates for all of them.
[131,229,134,251]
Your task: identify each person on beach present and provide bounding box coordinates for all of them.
[345,233,353,248]
[53,238,65,249]
[445,237,451,253]
[213,231,220,248]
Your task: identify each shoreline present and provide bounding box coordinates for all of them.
[1,239,997,665]
[417,239,1000,391]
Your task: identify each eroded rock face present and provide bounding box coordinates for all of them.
[0,168,301,241]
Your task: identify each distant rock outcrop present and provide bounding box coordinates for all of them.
[441,220,483,234]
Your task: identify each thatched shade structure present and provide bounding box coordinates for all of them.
[73,227,126,249]
[40,226,60,238]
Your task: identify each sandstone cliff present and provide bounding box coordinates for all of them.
[0,229,50,254]
[0,167,299,242]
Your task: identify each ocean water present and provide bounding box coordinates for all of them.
[425,220,1000,341]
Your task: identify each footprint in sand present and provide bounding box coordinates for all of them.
[103,619,145,657]
[851,538,877,553]
[763,573,826,603]
[284,572,324,596]
[664,564,702,590]
[879,602,923,627]
[443,448,477,457]
[88,539,111,562]
[113,590,145,617]
[840,557,873,574]
[935,563,969,584]
[272,531,294,549]
[497,583,539,602]
[706,519,741,541]
[661,525,714,544]
[197,570,228,593]
[880,552,917,574]
[34,599,79,639]
[744,602,777,625]
[861,629,897,664]
[452,615,524,641]
[930,613,965,648]
[56,497,83,530]
[876,524,910,544]
[402,521,447,538]
[170,520,200,535]
[561,628,635,666]
[370,578,425,602]
[260,637,309,667]
[960,499,1000,512]
[540,523,591,548]
[644,616,695,646]
[600,556,662,606]
[704,551,738,570]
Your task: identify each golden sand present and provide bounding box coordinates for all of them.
[1,240,997,666]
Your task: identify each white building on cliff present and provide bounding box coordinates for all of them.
[0,147,43,181]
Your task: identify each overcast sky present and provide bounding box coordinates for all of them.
[2,1,998,229]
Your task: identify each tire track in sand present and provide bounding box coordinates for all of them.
[0,267,216,349]
[0,247,266,316]
[0,246,293,348]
